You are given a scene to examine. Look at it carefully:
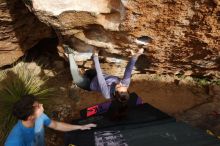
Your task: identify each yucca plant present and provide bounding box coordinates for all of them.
[0,62,54,145]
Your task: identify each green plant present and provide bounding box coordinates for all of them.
[193,77,211,87]
[22,0,32,5]
[213,80,220,86]
[175,73,184,79]
[0,62,54,145]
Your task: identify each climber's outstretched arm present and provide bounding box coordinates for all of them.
[120,48,144,86]
[93,52,111,99]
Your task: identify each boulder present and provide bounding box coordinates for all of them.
[0,0,53,67]
[28,0,220,79]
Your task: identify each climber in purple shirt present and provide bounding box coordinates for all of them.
[64,45,144,102]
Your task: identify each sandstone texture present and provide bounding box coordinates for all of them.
[0,0,53,67]
[31,0,220,78]
[0,0,220,79]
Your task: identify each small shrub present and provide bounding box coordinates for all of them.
[0,62,54,145]
[193,78,211,87]
[22,0,32,5]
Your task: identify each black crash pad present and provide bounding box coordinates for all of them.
[64,93,220,146]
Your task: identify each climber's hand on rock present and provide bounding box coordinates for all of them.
[137,48,144,56]
[130,48,144,58]
[93,48,99,57]
[130,50,135,56]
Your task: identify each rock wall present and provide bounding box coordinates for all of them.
[1,0,220,79]
[122,0,220,77]
[30,0,220,78]
[0,0,53,67]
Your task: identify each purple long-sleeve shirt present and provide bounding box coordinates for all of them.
[90,56,138,99]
